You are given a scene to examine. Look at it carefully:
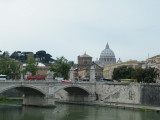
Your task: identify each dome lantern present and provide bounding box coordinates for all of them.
[106,43,109,49]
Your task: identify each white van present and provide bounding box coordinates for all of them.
[0,75,7,81]
[55,77,64,82]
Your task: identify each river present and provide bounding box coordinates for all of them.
[0,102,160,120]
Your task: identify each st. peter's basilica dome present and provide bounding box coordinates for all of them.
[100,43,115,57]
[95,43,116,68]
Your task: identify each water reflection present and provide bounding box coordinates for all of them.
[0,103,160,120]
[0,104,22,120]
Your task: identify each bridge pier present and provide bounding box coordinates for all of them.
[23,95,56,107]
[62,93,97,103]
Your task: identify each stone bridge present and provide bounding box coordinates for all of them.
[1,66,160,107]
[0,80,97,107]
[1,80,160,107]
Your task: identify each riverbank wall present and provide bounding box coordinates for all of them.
[56,100,160,112]
[56,83,160,111]
[96,83,160,106]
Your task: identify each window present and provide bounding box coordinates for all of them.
[84,61,87,65]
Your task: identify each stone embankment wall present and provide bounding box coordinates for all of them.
[96,83,160,106]
[140,84,160,106]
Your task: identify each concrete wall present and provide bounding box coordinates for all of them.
[96,83,141,104]
[140,84,160,106]
[96,83,160,106]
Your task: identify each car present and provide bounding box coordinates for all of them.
[61,80,72,83]
[99,78,113,82]
[55,77,64,81]
[0,75,7,81]
[78,78,89,82]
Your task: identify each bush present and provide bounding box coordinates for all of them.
[0,96,7,101]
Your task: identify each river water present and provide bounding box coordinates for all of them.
[0,102,160,120]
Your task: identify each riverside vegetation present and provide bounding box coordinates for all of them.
[0,96,22,102]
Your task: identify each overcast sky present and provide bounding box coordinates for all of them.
[0,0,160,63]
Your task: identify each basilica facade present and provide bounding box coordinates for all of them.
[95,43,116,68]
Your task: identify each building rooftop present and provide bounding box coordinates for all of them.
[80,52,91,58]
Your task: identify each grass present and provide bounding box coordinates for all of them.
[136,107,153,112]
[0,96,22,103]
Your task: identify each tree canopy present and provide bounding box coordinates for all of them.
[0,56,20,79]
[35,50,54,63]
[23,58,38,76]
[10,51,31,62]
[10,50,54,63]
[112,66,135,80]
[112,65,158,83]
[49,56,71,79]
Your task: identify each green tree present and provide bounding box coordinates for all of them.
[35,50,46,61]
[9,61,20,79]
[35,50,54,63]
[143,68,157,83]
[2,51,9,57]
[132,67,145,82]
[10,51,21,60]
[132,67,157,83]
[23,58,38,76]
[113,66,158,83]
[50,56,71,79]
[0,56,20,79]
[112,66,135,80]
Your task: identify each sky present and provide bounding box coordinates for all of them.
[0,0,160,63]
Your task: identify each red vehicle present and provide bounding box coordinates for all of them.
[61,80,72,83]
[26,76,45,80]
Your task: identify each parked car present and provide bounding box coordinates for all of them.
[55,77,64,82]
[0,75,8,81]
[79,78,89,82]
[99,78,113,82]
[61,80,72,83]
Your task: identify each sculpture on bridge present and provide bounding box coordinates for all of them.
[69,67,75,82]
[90,62,96,83]
[46,70,54,80]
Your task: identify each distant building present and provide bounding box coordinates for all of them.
[78,52,92,70]
[142,55,160,69]
[142,55,160,83]
[77,52,103,81]
[103,60,144,79]
[22,62,49,77]
[95,43,116,68]
[36,63,49,77]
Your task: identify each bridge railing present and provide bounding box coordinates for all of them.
[0,79,95,84]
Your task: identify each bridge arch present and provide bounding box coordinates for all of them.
[0,84,47,96]
[53,84,96,102]
[54,84,91,96]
